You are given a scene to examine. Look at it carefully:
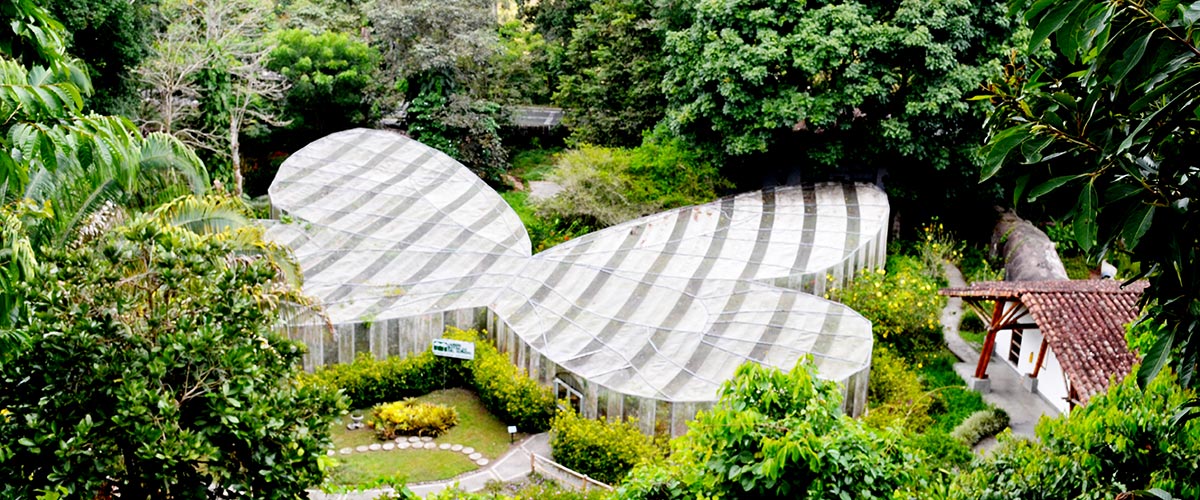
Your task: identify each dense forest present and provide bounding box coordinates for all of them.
[0,0,1198,497]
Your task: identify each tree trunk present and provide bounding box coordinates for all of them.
[991,209,1069,281]
[230,116,243,197]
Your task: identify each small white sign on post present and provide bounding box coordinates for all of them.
[431,338,475,360]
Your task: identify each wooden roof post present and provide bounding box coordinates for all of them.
[1031,338,1049,379]
[974,300,1005,379]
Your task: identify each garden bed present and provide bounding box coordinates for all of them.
[327,388,521,487]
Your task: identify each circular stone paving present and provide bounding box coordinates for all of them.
[339,448,352,455]
[355,445,369,453]
[382,443,395,451]
[423,442,436,449]
[468,452,482,460]
[476,458,489,466]
[420,436,433,442]
[439,443,451,450]
[451,444,463,451]
[398,442,411,450]
[461,447,475,455]
[408,437,421,443]
[368,443,381,451]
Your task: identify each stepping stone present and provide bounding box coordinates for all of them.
[408,437,421,443]
[439,443,451,450]
[327,450,336,456]
[368,444,382,451]
[395,438,405,444]
[398,442,411,450]
[423,442,436,449]
[476,458,489,466]
[355,445,369,453]
[339,448,352,455]
[461,447,475,455]
[420,436,433,442]
[382,443,395,451]
[469,452,482,460]
[451,444,463,451]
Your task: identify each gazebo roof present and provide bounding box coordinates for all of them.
[942,280,1146,403]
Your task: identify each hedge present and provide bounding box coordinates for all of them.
[303,327,555,432]
[550,408,661,485]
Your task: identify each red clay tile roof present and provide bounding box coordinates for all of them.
[941,280,1147,404]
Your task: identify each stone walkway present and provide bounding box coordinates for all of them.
[308,433,552,499]
[939,261,1059,453]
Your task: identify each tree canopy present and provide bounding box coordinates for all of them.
[980,0,1200,391]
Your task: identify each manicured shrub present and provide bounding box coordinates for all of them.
[864,347,933,433]
[550,409,661,485]
[828,255,945,362]
[448,327,556,433]
[306,327,555,433]
[368,399,459,439]
[950,408,1010,446]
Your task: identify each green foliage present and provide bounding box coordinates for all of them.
[306,327,556,433]
[277,0,370,34]
[950,408,1010,446]
[535,135,728,227]
[368,399,460,439]
[917,350,990,433]
[864,347,934,433]
[454,327,556,433]
[500,191,593,253]
[488,20,554,105]
[907,430,973,469]
[979,0,1200,389]
[620,359,933,499]
[550,408,661,485]
[952,369,1200,499]
[267,29,379,147]
[0,215,342,498]
[915,217,963,277]
[554,0,668,146]
[661,0,1017,177]
[828,255,945,362]
[45,0,155,113]
[406,87,510,182]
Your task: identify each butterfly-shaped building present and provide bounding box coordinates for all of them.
[267,129,888,435]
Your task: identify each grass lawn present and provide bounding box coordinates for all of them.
[509,147,561,182]
[959,329,986,351]
[918,349,990,432]
[328,388,517,486]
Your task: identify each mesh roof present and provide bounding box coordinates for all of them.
[268,129,883,403]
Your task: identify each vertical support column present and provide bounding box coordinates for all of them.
[1031,339,1049,378]
[974,300,1005,379]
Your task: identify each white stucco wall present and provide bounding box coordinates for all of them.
[990,312,1071,414]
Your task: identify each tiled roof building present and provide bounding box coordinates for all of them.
[942,280,1146,410]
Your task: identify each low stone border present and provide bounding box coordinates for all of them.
[330,436,490,466]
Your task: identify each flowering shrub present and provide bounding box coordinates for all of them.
[550,408,663,485]
[916,217,964,276]
[864,347,933,433]
[367,399,459,439]
[828,255,945,361]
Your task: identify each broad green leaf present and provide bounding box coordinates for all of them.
[1137,330,1175,389]
[1109,33,1151,84]
[1122,204,1155,249]
[1012,174,1030,207]
[1074,182,1097,251]
[1027,175,1081,201]
[981,124,1031,181]
[1029,0,1085,52]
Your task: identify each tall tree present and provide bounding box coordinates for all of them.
[980,0,1200,391]
[554,0,670,147]
[44,0,157,113]
[0,204,340,498]
[660,0,1017,196]
[137,0,287,196]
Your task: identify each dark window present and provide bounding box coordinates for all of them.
[554,378,583,414]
